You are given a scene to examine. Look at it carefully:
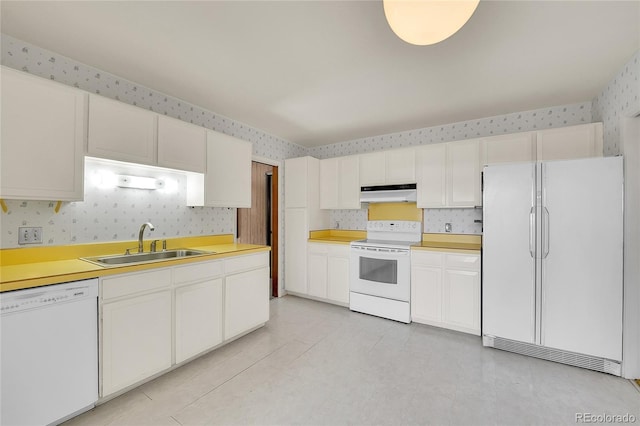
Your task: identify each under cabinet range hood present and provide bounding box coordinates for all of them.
[360,184,417,203]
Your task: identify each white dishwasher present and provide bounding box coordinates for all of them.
[1,279,99,426]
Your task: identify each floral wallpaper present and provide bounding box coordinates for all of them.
[319,103,592,235]
[592,50,640,156]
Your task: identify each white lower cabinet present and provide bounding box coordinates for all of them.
[411,249,480,335]
[100,252,270,398]
[174,260,224,364]
[305,242,350,306]
[225,266,270,340]
[101,270,172,397]
[327,253,350,304]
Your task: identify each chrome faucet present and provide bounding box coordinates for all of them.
[138,222,155,253]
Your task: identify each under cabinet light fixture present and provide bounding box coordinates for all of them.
[116,174,164,190]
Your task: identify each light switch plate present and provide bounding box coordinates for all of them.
[18,227,43,245]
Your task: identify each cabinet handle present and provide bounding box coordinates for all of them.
[529,207,535,258]
[542,207,550,259]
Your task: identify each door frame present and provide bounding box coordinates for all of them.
[251,156,281,297]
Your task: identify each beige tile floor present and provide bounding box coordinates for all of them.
[66,296,639,426]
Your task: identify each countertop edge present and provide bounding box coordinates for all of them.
[0,246,270,292]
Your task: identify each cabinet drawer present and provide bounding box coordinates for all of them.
[225,252,269,275]
[173,260,224,285]
[327,244,350,257]
[445,253,480,271]
[308,243,329,255]
[102,269,172,300]
[411,251,444,267]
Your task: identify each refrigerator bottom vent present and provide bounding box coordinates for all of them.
[483,336,621,376]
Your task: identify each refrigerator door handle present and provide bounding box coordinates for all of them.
[542,207,550,258]
[529,207,535,257]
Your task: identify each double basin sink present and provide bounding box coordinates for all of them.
[81,249,214,267]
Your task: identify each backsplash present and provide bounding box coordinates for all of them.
[331,208,482,235]
[0,159,234,248]
[592,50,640,156]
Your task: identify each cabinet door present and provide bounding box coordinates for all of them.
[224,267,270,340]
[447,139,481,207]
[338,156,361,209]
[204,130,251,207]
[536,123,603,161]
[386,148,415,184]
[308,251,328,298]
[157,115,206,172]
[443,270,480,335]
[359,152,386,186]
[416,144,446,208]
[481,132,535,166]
[1,67,85,201]
[175,278,223,363]
[284,208,308,294]
[88,95,157,165]
[102,290,172,396]
[319,158,339,209]
[327,248,350,304]
[285,157,308,208]
[411,265,443,324]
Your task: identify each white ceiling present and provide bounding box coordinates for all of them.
[1,1,639,147]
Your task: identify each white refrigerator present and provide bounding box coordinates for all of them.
[482,156,623,375]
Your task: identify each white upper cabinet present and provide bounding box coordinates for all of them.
[285,156,313,208]
[386,148,416,184]
[1,67,86,201]
[339,155,361,209]
[319,158,339,209]
[447,139,481,207]
[157,115,206,173]
[320,155,360,210]
[359,149,415,186]
[416,143,446,208]
[481,132,536,166]
[88,94,157,165]
[536,122,603,161]
[191,130,251,208]
[416,139,481,208]
[359,152,386,186]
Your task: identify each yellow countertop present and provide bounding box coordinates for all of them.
[412,233,482,252]
[0,235,270,292]
[308,229,367,244]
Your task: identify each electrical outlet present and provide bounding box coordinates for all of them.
[445,223,452,233]
[18,227,43,245]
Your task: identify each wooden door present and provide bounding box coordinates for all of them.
[237,161,278,296]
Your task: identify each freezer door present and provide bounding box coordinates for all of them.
[483,162,537,343]
[541,157,623,361]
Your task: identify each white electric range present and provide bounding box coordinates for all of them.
[349,220,422,323]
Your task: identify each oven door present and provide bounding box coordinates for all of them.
[350,245,410,302]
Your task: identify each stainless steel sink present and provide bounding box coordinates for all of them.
[80,249,214,267]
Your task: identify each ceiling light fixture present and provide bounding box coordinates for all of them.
[383,0,480,46]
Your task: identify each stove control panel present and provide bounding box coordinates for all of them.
[366,221,422,233]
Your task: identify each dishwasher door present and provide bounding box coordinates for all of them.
[1,279,99,426]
